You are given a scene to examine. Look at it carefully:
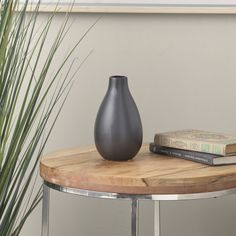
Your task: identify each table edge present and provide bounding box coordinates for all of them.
[44,181,236,201]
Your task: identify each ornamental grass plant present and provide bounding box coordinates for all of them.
[0,0,93,235]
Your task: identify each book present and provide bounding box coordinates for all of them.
[149,143,236,166]
[154,129,236,156]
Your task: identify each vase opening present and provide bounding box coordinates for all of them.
[109,75,128,89]
[110,75,127,80]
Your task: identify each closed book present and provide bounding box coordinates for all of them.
[154,129,236,156]
[149,143,236,166]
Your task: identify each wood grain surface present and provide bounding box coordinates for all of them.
[40,145,236,194]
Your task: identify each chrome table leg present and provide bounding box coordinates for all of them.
[154,201,161,236]
[41,183,50,236]
[131,198,139,236]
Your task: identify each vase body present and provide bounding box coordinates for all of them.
[94,75,143,161]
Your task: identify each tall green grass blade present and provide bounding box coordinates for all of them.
[0,0,97,235]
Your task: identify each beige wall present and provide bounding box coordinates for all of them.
[21,12,236,236]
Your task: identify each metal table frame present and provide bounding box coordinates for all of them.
[41,181,236,236]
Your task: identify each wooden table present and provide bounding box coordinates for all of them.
[40,144,236,236]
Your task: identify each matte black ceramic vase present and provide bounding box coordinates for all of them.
[94,75,143,161]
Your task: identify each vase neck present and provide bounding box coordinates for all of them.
[108,76,128,90]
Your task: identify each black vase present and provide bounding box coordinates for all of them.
[94,75,143,161]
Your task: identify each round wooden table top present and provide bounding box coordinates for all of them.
[40,144,236,195]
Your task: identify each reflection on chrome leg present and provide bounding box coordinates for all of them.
[131,198,139,236]
[154,201,161,236]
[42,183,50,236]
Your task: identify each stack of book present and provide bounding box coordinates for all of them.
[149,129,236,166]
